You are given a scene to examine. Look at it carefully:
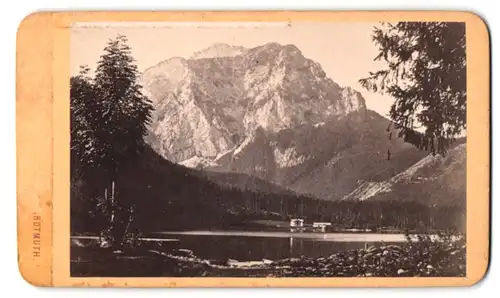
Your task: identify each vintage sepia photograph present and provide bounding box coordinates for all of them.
[69,21,466,278]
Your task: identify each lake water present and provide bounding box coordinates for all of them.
[154,231,408,261]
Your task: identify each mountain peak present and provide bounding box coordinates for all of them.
[249,42,303,58]
[191,43,248,59]
[282,44,301,53]
[260,42,283,49]
[340,86,367,112]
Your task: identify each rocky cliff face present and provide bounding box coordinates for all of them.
[140,42,366,163]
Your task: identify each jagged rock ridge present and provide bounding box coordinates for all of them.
[206,110,429,201]
[342,143,466,206]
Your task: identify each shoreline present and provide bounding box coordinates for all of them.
[70,234,466,277]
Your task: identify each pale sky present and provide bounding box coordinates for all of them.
[70,22,393,117]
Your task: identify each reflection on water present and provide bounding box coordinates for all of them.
[154,231,405,261]
[157,230,408,242]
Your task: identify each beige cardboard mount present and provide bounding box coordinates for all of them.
[16,11,490,287]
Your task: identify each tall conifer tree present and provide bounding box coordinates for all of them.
[360,22,466,156]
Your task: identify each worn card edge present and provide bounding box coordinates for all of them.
[16,10,490,288]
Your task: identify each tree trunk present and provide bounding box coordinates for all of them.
[110,181,115,225]
[100,187,108,244]
[123,206,134,238]
[109,180,124,250]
